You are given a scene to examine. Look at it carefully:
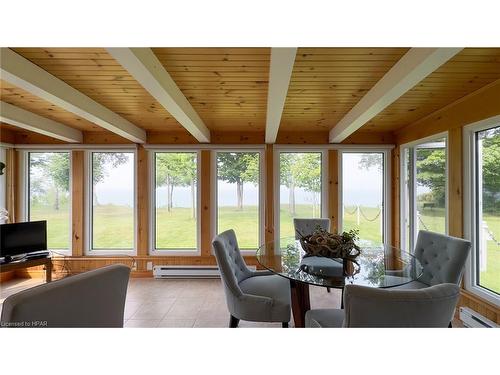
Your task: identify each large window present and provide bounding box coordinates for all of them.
[216,151,261,250]
[465,120,500,303]
[89,151,135,251]
[341,152,385,247]
[153,152,198,251]
[27,152,71,250]
[278,152,323,239]
[401,137,447,251]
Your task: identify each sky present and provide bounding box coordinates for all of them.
[94,153,385,207]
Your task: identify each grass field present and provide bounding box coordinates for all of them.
[32,203,499,293]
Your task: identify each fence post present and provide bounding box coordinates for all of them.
[480,221,488,272]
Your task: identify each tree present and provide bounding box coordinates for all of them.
[156,153,197,218]
[280,153,298,215]
[416,148,446,207]
[294,153,321,216]
[217,152,258,210]
[480,127,500,213]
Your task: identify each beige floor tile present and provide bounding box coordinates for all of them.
[165,298,206,319]
[130,299,176,320]
[125,319,160,328]
[158,318,196,328]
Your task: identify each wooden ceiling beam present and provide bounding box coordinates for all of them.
[107,48,211,143]
[0,101,83,143]
[329,48,463,143]
[0,48,146,143]
[265,48,297,144]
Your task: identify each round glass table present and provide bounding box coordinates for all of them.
[256,237,423,327]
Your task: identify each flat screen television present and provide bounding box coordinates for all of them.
[0,221,47,259]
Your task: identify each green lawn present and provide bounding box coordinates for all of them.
[33,203,500,293]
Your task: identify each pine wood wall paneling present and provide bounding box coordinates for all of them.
[391,146,400,248]
[448,128,463,238]
[395,80,500,145]
[71,151,84,256]
[264,144,274,243]
[200,150,212,256]
[137,145,149,257]
[5,148,16,223]
[14,150,22,223]
[328,150,339,233]
[0,127,16,143]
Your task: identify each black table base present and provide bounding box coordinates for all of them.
[289,279,311,328]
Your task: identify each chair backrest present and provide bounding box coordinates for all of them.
[212,230,253,298]
[343,283,460,328]
[0,264,130,328]
[414,230,471,286]
[293,218,331,239]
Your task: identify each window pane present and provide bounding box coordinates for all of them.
[155,152,198,250]
[476,126,500,295]
[402,148,412,251]
[91,152,134,249]
[28,152,70,249]
[217,152,260,249]
[342,152,384,247]
[279,152,322,239]
[415,139,447,235]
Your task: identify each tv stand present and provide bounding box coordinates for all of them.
[0,256,52,282]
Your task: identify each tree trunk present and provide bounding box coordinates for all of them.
[236,181,244,210]
[54,186,60,211]
[168,184,174,212]
[289,181,296,216]
[191,179,196,219]
[166,176,171,213]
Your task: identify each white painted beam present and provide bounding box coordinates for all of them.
[265,48,297,144]
[0,48,146,143]
[329,48,463,143]
[1,101,83,143]
[107,48,211,143]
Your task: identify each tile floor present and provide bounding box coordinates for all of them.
[0,277,342,328]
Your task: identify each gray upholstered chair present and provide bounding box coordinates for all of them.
[393,230,471,290]
[294,218,332,293]
[212,229,291,328]
[293,218,331,239]
[305,283,460,328]
[1,264,130,328]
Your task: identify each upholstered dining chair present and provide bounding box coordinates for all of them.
[305,283,460,328]
[393,230,471,290]
[294,218,332,293]
[212,229,291,328]
[1,264,130,328]
[293,218,331,239]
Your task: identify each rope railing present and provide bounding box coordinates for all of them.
[343,205,382,222]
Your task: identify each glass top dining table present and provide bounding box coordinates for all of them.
[255,237,423,327]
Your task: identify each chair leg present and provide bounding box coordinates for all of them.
[229,315,240,328]
[327,287,331,293]
[282,322,289,328]
[448,321,453,328]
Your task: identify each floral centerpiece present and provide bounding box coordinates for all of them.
[297,226,361,261]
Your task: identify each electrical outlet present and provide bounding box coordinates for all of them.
[147,261,153,271]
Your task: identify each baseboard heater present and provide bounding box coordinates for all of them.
[459,307,498,328]
[153,265,257,278]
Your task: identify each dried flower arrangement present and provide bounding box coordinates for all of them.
[297,226,361,261]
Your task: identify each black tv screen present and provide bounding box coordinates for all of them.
[0,221,47,258]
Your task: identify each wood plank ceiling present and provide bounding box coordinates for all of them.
[279,48,410,132]
[10,48,185,132]
[366,48,500,131]
[1,47,500,143]
[152,48,271,132]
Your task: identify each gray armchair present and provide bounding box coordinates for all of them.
[293,218,331,239]
[305,283,460,328]
[1,264,130,328]
[212,229,291,328]
[394,230,471,290]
